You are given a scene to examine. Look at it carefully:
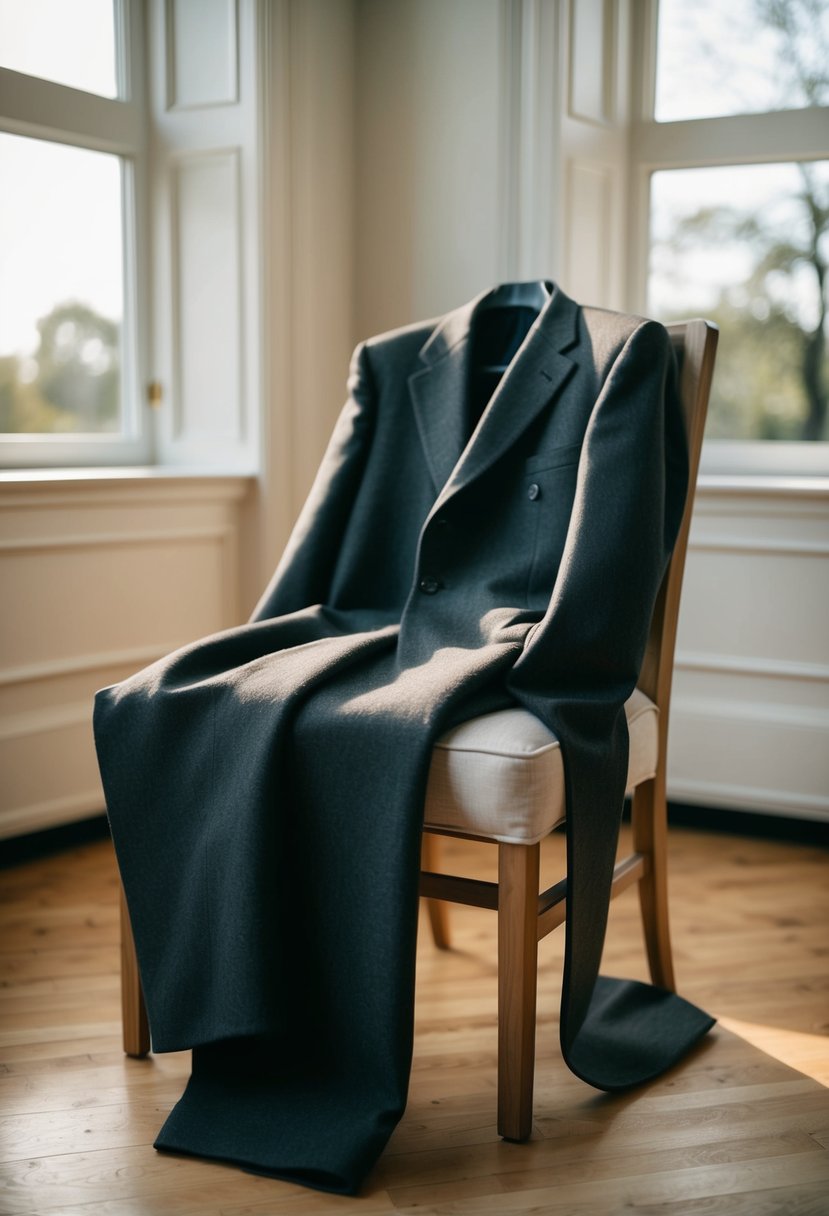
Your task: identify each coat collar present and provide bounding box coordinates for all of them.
[407,282,579,498]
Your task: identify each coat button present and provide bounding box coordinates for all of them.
[527,483,541,501]
[419,576,440,595]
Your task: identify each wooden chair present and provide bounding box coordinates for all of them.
[120,319,718,1143]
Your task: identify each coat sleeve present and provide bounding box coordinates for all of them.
[506,318,691,1083]
[250,342,376,622]
[509,318,687,724]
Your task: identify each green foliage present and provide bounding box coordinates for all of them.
[662,169,827,441]
[671,296,826,441]
[0,300,120,435]
[653,0,829,442]
[756,0,829,107]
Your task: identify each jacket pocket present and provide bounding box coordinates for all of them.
[524,451,580,607]
[525,441,582,474]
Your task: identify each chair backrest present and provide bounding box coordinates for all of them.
[637,320,719,739]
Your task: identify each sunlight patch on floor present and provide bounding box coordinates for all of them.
[718,1015,829,1087]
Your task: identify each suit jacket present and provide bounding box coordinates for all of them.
[94,282,713,1194]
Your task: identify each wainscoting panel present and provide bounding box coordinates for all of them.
[568,0,613,124]
[0,475,251,839]
[2,531,233,670]
[669,480,829,821]
[167,0,238,109]
[172,151,243,443]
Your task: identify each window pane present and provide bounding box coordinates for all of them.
[0,0,117,98]
[0,133,124,435]
[655,0,829,122]
[648,161,829,442]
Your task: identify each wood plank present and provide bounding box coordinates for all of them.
[0,827,827,1215]
[385,1130,828,1210]
[387,1154,829,1213]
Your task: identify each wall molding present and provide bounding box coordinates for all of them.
[0,643,182,689]
[0,791,106,841]
[0,472,252,509]
[673,694,828,731]
[696,473,829,498]
[687,536,829,559]
[0,701,92,742]
[667,777,829,821]
[0,526,233,555]
[675,652,829,684]
[695,475,829,504]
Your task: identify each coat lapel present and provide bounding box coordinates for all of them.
[409,283,581,502]
[407,293,480,494]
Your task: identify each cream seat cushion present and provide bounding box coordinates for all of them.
[423,689,658,846]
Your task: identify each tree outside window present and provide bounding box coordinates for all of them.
[648,0,829,445]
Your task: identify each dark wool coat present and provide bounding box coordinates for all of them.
[94,283,713,1195]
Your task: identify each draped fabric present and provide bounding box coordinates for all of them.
[94,283,714,1194]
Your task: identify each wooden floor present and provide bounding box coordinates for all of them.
[1,822,828,1215]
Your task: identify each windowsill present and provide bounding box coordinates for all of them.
[699,440,829,479]
[0,467,256,506]
[0,466,256,485]
[697,473,829,498]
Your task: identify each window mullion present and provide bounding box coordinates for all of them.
[634,107,829,171]
[0,66,142,155]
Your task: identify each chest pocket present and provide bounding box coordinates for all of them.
[524,443,581,607]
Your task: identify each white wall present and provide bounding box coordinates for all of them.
[259,0,357,566]
[354,0,506,338]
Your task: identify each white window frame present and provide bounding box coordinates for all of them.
[628,0,829,477]
[0,0,151,468]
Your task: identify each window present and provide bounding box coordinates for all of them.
[0,0,118,98]
[0,134,125,436]
[633,0,829,472]
[654,0,828,121]
[649,161,829,443]
[0,0,149,467]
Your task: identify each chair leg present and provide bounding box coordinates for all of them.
[497,841,540,1142]
[421,832,451,950]
[631,775,676,992]
[120,883,150,1057]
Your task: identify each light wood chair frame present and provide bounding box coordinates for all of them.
[120,320,718,1145]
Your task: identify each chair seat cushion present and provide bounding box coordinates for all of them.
[423,689,658,845]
